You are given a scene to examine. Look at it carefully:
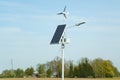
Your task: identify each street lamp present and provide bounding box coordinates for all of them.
[61,22,85,80]
[75,22,86,27]
[67,21,86,29]
[50,6,86,80]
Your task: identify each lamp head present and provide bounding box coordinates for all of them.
[75,22,86,27]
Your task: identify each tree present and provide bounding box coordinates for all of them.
[1,70,15,78]
[37,64,45,77]
[91,58,105,78]
[73,66,79,77]
[113,67,120,77]
[46,68,52,77]
[78,58,95,78]
[25,67,34,77]
[49,56,62,78]
[104,60,114,77]
[43,56,69,78]
[68,62,74,78]
[91,58,120,78]
[14,68,25,78]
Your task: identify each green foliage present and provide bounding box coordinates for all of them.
[48,56,62,78]
[1,70,15,78]
[113,67,120,77]
[37,64,45,77]
[92,58,120,78]
[104,60,115,77]
[78,58,95,78]
[14,68,24,78]
[91,58,105,77]
[73,66,79,77]
[25,67,34,77]
[57,61,62,77]
[47,68,52,77]
[0,57,119,78]
[68,62,74,78]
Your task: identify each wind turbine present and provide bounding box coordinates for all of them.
[57,6,69,19]
[51,6,86,80]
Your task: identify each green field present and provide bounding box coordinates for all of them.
[0,78,120,80]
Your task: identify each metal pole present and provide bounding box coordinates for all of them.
[61,37,65,80]
[11,59,13,71]
[62,46,64,80]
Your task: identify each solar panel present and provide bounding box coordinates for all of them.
[50,24,66,44]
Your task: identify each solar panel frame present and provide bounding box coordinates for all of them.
[50,24,66,44]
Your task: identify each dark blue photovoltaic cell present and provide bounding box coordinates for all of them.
[50,24,66,44]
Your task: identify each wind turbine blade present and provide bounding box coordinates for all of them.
[57,12,62,15]
[63,6,66,12]
[63,14,67,19]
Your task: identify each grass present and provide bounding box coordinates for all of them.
[0,78,120,80]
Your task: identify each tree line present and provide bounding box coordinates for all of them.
[0,57,119,78]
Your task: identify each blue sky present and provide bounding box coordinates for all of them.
[0,0,120,73]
